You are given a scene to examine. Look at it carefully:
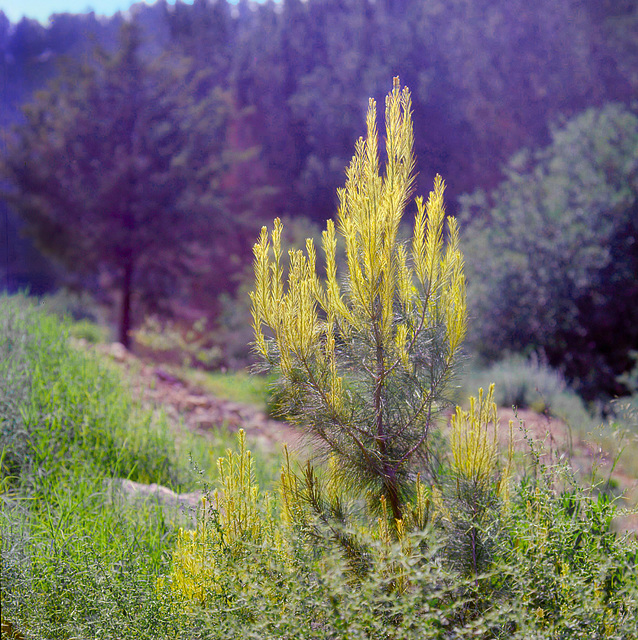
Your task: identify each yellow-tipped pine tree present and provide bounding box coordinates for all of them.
[251,78,467,522]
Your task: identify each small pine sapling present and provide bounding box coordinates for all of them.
[443,385,512,582]
[168,430,287,605]
[251,78,467,525]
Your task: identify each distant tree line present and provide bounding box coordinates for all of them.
[1,0,637,395]
[2,0,636,223]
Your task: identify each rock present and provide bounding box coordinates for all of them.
[106,342,129,362]
[154,367,182,385]
[107,478,203,512]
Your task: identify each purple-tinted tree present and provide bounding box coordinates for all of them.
[2,25,234,347]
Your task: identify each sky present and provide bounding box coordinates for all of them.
[0,0,192,24]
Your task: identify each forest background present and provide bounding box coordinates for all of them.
[1,0,637,404]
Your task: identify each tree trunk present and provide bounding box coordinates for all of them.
[373,303,403,523]
[119,261,133,349]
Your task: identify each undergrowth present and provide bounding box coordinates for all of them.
[0,293,178,489]
[2,297,637,639]
[462,354,593,428]
[0,295,270,638]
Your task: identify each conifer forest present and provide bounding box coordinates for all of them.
[1,1,638,638]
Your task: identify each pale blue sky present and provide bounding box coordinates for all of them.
[1,0,192,24]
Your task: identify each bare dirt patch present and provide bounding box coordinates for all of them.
[85,340,637,531]
[93,341,304,452]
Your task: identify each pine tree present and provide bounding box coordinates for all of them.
[250,78,466,522]
[1,24,234,347]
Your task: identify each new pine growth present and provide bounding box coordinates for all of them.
[250,78,467,523]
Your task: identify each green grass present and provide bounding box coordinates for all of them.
[0,294,279,638]
[0,294,179,490]
[181,368,272,409]
[2,474,184,639]
[2,294,638,639]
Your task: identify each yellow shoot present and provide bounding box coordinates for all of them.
[250,78,468,522]
[450,385,500,486]
[168,430,286,605]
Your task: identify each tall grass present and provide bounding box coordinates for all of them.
[1,295,178,489]
[0,295,271,638]
[2,295,637,639]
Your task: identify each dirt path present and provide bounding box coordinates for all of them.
[92,341,637,531]
[96,342,304,452]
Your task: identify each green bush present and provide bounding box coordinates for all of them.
[133,315,222,369]
[164,428,638,639]
[40,288,104,324]
[461,103,638,401]
[68,318,110,344]
[464,354,593,426]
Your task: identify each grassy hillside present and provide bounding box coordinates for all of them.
[2,295,638,639]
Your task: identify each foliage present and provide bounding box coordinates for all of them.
[1,24,236,347]
[67,318,111,344]
[501,466,638,637]
[229,0,636,219]
[2,475,184,640]
[0,294,276,639]
[1,298,637,637]
[251,79,467,522]
[0,294,179,637]
[167,430,287,607]
[133,315,222,369]
[0,294,178,489]
[167,426,638,639]
[464,354,593,426]
[461,104,638,400]
[3,0,638,298]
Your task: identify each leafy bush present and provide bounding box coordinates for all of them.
[68,317,110,343]
[133,315,222,369]
[461,103,638,401]
[166,426,638,639]
[464,354,593,426]
[40,287,105,324]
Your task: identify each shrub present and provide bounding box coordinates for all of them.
[168,426,638,638]
[132,315,222,369]
[461,104,638,401]
[68,318,110,343]
[464,354,593,426]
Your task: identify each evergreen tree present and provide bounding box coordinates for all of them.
[1,24,233,347]
[251,79,467,521]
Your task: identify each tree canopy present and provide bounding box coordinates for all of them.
[461,104,638,400]
[2,25,238,346]
[1,0,637,388]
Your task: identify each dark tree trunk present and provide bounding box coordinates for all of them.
[119,260,133,349]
